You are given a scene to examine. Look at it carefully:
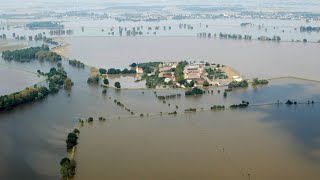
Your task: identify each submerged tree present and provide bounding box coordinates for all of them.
[115,82,121,89]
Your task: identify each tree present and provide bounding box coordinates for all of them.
[60,158,70,166]
[114,82,121,89]
[203,80,210,87]
[64,78,73,90]
[102,89,107,94]
[99,68,107,74]
[103,78,109,85]
[129,63,137,67]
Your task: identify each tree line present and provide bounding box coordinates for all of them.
[2,45,62,62]
[99,68,136,74]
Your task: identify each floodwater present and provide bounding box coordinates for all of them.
[2,17,320,42]
[0,36,320,180]
[0,65,44,95]
[75,107,320,180]
[63,36,320,80]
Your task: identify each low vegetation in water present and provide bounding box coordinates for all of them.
[210,105,225,110]
[185,87,205,96]
[285,100,297,105]
[43,37,59,45]
[230,101,250,108]
[87,67,100,84]
[157,93,181,100]
[252,78,269,85]
[69,59,85,68]
[185,108,197,112]
[168,111,178,115]
[228,80,249,89]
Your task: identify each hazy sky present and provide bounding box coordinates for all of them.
[0,0,319,13]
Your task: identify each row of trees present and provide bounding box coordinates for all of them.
[0,86,50,111]
[175,61,188,84]
[69,59,85,68]
[252,78,269,85]
[60,128,80,179]
[230,101,250,108]
[228,80,249,89]
[185,87,205,96]
[219,33,252,40]
[99,68,136,74]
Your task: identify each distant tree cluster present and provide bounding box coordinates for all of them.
[107,68,136,74]
[26,21,64,29]
[43,37,59,45]
[252,78,269,85]
[230,101,250,108]
[2,45,61,62]
[228,80,249,89]
[300,26,320,32]
[185,87,205,96]
[69,59,85,68]
[157,93,181,100]
[257,36,281,41]
[46,67,71,93]
[211,105,225,110]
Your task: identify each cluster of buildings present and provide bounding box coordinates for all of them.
[134,61,239,88]
[183,63,208,86]
[158,62,178,84]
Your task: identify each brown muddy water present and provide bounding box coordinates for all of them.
[0,38,320,180]
[75,109,320,180]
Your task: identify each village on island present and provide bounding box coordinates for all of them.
[97,60,244,90]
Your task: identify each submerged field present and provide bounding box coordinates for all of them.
[0,37,320,180]
[0,64,45,96]
[71,77,320,180]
